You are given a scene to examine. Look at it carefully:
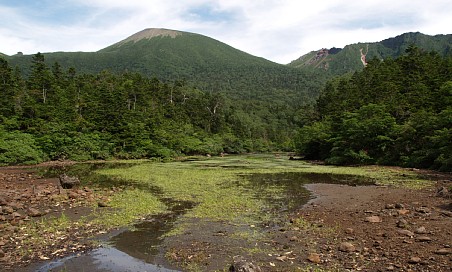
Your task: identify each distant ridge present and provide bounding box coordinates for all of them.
[289,32,452,76]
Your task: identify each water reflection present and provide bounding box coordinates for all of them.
[241,172,375,213]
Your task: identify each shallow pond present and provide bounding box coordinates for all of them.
[26,162,376,272]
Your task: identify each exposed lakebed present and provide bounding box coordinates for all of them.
[26,160,376,272]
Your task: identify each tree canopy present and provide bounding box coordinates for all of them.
[295,47,452,171]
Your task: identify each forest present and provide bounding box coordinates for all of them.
[0,53,300,165]
[295,46,452,171]
[1,46,451,171]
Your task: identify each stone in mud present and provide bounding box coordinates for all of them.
[97,201,109,208]
[3,206,14,214]
[414,226,427,234]
[436,186,449,197]
[398,209,410,215]
[345,228,354,234]
[408,256,421,264]
[397,229,414,237]
[0,196,8,205]
[59,174,80,189]
[415,207,431,214]
[229,256,261,272]
[396,218,409,228]
[11,212,22,218]
[339,242,356,252]
[385,203,396,209]
[365,215,382,223]
[395,203,405,209]
[435,248,452,255]
[27,208,43,217]
[307,252,321,264]
[416,236,432,242]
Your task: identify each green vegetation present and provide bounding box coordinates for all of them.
[95,155,431,227]
[1,31,451,172]
[0,52,305,164]
[6,31,321,105]
[295,46,452,171]
[93,188,167,227]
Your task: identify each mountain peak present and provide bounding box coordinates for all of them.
[119,28,183,44]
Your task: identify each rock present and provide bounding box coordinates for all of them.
[307,253,321,264]
[339,242,356,252]
[398,209,410,215]
[435,248,452,255]
[0,249,4,258]
[386,265,395,271]
[27,208,42,217]
[416,236,432,242]
[365,216,382,223]
[385,203,396,209]
[436,186,449,197]
[68,191,79,199]
[414,226,427,234]
[229,256,261,272]
[396,218,409,228]
[441,210,452,217]
[408,256,421,264]
[397,229,414,237]
[11,212,22,218]
[0,196,8,205]
[415,207,430,214]
[345,228,354,234]
[97,201,109,208]
[395,203,405,209]
[3,206,14,214]
[59,174,80,189]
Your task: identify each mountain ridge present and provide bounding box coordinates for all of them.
[2,29,451,104]
[288,32,452,75]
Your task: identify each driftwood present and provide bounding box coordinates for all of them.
[59,173,80,189]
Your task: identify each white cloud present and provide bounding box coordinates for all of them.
[0,0,451,63]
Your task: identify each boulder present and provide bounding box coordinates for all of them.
[59,174,80,189]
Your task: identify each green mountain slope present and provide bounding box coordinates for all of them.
[289,32,452,76]
[6,28,320,105]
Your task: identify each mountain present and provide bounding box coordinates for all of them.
[288,32,452,76]
[5,28,320,105]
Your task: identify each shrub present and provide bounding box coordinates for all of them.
[0,130,46,165]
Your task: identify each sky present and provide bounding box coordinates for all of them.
[0,0,451,64]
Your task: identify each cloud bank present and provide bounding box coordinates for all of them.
[0,0,450,63]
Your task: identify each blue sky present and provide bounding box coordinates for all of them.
[0,0,451,63]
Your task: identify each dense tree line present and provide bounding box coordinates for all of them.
[295,46,452,171]
[0,53,300,165]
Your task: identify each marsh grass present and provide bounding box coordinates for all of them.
[92,154,432,269]
[92,188,167,227]
[95,154,432,227]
